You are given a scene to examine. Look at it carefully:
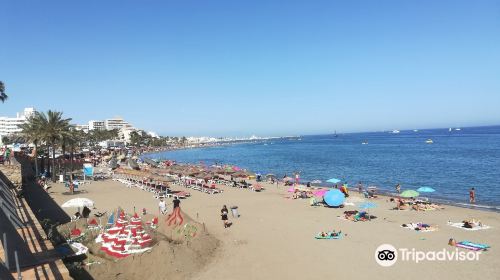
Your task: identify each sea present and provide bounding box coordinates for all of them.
[143,125,500,211]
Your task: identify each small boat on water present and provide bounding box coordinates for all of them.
[426,139,434,144]
[455,128,461,131]
[362,140,368,145]
[391,130,400,134]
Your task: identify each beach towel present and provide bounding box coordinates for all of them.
[401,223,438,232]
[315,233,344,240]
[458,241,490,250]
[455,243,484,251]
[447,222,491,231]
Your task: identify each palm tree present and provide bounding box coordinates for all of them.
[19,116,44,176]
[0,81,7,102]
[36,111,72,181]
[62,127,84,180]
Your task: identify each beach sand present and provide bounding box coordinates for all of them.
[49,179,500,280]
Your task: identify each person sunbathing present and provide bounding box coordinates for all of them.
[462,219,482,228]
[329,230,342,237]
[397,198,408,210]
[448,238,457,246]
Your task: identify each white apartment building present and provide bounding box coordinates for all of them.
[105,117,132,130]
[0,107,36,136]
[118,126,138,143]
[88,120,105,131]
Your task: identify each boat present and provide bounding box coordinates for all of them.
[413,129,419,132]
[426,139,434,144]
[391,130,400,134]
[455,128,461,131]
[362,140,368,145]
[448,128,452,132]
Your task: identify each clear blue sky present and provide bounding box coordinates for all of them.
[1,0,499,137]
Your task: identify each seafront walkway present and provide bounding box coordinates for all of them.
[1,160,71,280]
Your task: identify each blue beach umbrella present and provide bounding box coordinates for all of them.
[417,186,435,193]
[323,189,345,207]
[359,202,377,210]
[326,178,341,184]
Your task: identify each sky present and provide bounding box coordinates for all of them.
[1,0,499,137]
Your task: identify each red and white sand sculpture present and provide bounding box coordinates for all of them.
[95,211,153,258]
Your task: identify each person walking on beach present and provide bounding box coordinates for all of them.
[4,147,11,165]
[357,181,363,194]
[221,205,229,228]
[395,184,401,194]
[167,196,183,226]
[469,188,476,203]
[294,172,300,186]
[159,198,168,215]
[173,197,181,209]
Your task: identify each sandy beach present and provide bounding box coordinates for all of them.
[48,176,500,280]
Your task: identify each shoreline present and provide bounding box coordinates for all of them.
[140,148,500,213]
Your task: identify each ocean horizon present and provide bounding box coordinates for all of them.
[144,125,500,210]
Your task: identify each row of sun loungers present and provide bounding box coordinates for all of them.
[112,175,189,199]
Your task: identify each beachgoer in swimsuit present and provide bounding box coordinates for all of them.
[221,205,229,228]
[469,187,475,203]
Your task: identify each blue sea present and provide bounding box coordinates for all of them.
[144,126,500,210]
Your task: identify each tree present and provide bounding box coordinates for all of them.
[36,111,72,181]
[19,116,44,176]
[0,81,7,103]
[62,127,85,180]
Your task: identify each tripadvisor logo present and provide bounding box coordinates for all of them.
[375,244,481,267]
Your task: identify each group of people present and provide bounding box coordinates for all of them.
[1,147,13,164]
[395,182,476,204]
[158,197,181,215]
[318,230,342,238]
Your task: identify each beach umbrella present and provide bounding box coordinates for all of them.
[359,202,377,209]
[400,190,420,198]
[311,180,322,184]
[417,186,435,193]
[62,198,94,208]
[326,178,341,184]
[323,189,345,207]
